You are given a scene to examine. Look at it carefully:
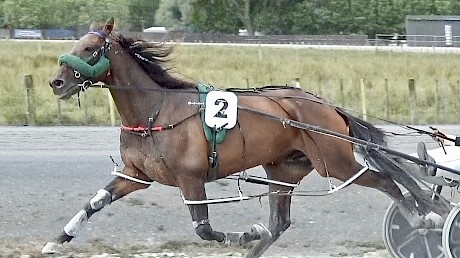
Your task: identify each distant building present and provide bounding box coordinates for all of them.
[405,15,460,47]
[142,27,168,42]
[143,27,167,33]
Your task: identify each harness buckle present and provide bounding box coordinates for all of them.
[81,80,93,91]
[74,70,81,79]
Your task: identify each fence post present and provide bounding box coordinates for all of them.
[24,74,35,125]
[83,93,89,124]
[107,90,116,126]
[359,78,367,120]
[457,80,460,121]
[317,78,322,96]
[339,79,344,107]
[293,78,300,88]
[408,78,417,124]
[441,79,447,123]
[435,79,440,121]
[384,79,389,121]
[56,99,62,125]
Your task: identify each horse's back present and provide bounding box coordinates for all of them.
[218,88,352,172]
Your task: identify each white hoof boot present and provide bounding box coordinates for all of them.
[251,223,272,240]
[42,242,64,254]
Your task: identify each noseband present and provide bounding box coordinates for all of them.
[58,30,112,90]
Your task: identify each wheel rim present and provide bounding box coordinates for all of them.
[443,206,460,258]
[383,192,445,258]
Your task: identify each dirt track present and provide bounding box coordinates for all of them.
[1,125,457,258]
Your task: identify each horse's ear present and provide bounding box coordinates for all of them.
[89,21,99,31]
[104,18,115,35]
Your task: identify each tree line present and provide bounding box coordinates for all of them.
[1,0,460,37]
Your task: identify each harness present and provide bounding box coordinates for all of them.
[63,31,460,206]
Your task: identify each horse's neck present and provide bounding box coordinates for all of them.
[108,64,163,126]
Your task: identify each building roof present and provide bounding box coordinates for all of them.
[406,15,460,21]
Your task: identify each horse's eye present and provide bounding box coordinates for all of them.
[84,47,92,52]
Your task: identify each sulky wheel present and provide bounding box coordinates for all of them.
[443,205,460,258]
[383,192,445,258]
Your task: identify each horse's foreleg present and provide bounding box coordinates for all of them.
[42,167,150,254]
[179,177,270,246]
[178,177,226,242]
[244,184,292,258]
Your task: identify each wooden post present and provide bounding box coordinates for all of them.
[258,46,263,62]
[293,78,300,88]
[457,80,460,121]
[83,94,89,125]
[349,78,354,110]
[339,79,344,107]
[245,78,249,89]
[441,79,447,123]
[24,74,35,125]
[435,79,440,121]
[317,78,322,96]
[56,99,62,125]
[408,78,417,124]
[360,78,367,120]
[384,79,389,120]
[107,90,116,126]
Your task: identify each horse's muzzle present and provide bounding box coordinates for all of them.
[50,79,65,89]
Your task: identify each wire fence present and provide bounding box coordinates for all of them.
[3,74,460,127]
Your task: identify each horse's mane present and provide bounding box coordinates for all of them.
[113,33,196,89]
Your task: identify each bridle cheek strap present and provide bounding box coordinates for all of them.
[59,54,111,79]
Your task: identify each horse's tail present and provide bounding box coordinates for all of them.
[338,108,434,213]
[337,107,406,172]
[336,108,386,148]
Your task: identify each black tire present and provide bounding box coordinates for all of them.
[443,205,460,258]
[383,191,446,258]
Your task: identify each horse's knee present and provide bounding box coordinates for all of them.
[84,189,112,217]
[194,222,225,242]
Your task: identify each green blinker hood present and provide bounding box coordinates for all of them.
[59,54,111,78]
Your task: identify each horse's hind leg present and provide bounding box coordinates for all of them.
[330,159,432,228]
[42,167,150,254]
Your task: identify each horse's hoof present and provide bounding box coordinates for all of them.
[42,242,64,254]
[251,222,272,240]
[426,212,444,228]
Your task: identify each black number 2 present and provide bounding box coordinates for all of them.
[214,98,228,118]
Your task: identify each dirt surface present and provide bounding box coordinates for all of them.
[1,125,458,258]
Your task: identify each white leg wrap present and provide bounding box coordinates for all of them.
[63,210,88,237]
[90,189,112,210]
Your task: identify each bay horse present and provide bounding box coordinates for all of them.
[44,18,450,257]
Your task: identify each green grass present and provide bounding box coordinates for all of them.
[1,40,460,125]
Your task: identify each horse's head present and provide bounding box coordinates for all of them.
[50,18,115,99]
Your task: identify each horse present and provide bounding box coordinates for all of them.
[43,18,450,257]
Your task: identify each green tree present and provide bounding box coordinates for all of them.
[1,0,131,29]
[191,0,241,33]
[155,0,193,31]
[127,0,160,31]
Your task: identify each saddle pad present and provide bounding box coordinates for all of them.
[198,84,228,144]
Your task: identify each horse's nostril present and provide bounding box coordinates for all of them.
[50,79,64,88]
